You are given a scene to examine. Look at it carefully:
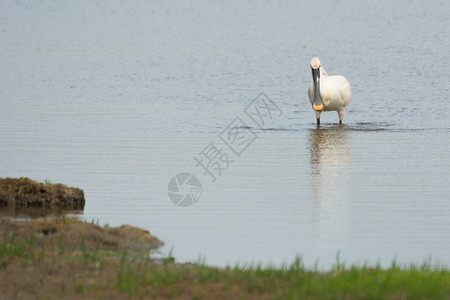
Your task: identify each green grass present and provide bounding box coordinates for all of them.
[0,234,26,259]
[74,282,85,293]
[107,254,450,299]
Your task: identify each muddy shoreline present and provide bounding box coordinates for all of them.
[0,216,163,253]
[0,215,167,299]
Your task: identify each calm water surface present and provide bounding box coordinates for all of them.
[1,0,449,268]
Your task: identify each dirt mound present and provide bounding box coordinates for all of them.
[0,217,163,251]
[0,177,85,209]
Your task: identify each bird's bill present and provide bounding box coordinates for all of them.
[312,67,323,111]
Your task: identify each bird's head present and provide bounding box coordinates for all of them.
[310,57,321,70]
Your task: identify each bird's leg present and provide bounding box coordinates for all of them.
[315,111,321,126]
[338,109,345,125]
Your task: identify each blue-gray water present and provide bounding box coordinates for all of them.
[1,0,449,269]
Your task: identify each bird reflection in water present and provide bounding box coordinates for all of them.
[308,126,351,224]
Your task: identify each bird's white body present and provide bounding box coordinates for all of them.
[308,58,351,124]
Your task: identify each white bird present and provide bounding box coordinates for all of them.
[308,57,351,125]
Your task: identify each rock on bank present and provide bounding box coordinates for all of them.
[0,177,85,209]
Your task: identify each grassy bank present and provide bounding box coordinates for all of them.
[0,217,449,299]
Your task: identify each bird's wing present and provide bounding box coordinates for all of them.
[338,77,351,106]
